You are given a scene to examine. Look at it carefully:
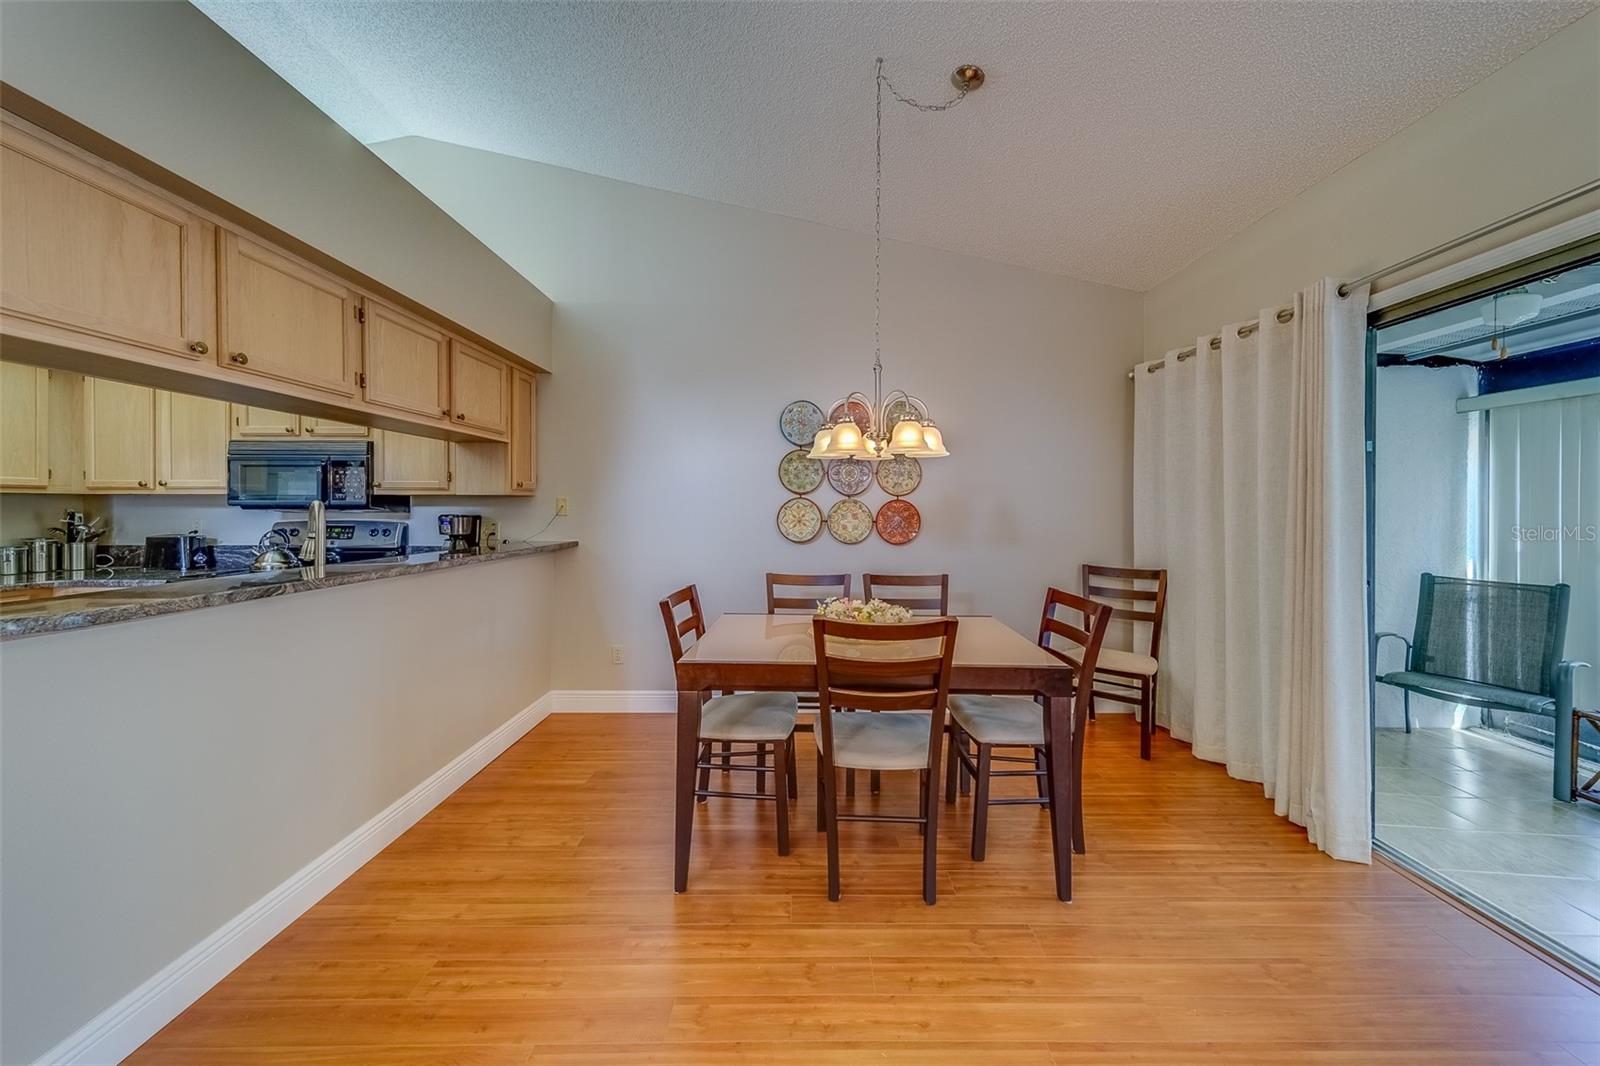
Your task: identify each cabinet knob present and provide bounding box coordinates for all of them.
[157,479,168,487]
[189,340,210,355]
[229,352,249,365]
[137,480,149,488]
[455,413,466,421]
[305,427,316,434]
[284,426,294,433]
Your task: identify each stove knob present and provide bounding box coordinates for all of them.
[382,528,392,536]
[369,528,378,537]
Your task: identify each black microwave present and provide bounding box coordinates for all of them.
[227,441,372,510]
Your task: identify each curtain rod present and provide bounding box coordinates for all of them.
[1126,178,1600,382]
[1336,178,1600,298]
[1126,308,1294,379]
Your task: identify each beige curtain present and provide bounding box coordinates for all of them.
[1134,279,1372,862]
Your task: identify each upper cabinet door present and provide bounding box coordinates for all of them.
[363,299,448,422]
[373,430,451,493]
[219,232,359,397]
[230,405,301,439]
[301,417,368,439]
[157,391,229,492]
[509,367,537,495]
[0,363,50,490]
[84,378,156,491]
[1,124,215,361]
[449,339,508,436]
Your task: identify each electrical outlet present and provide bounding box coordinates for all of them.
[610,645,624,665]
[555,497,570,516]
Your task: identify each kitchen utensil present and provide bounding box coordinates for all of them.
[249,528,299,572]
[0,545,26,576]
[63,542,94,573]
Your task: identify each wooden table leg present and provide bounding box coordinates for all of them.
[674,688,704,893]
[1044,693,1073,901]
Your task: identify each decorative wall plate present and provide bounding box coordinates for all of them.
[778,448,824,494]
[883,396,920,430]
[875,499,921,545]
[779,400,825,447]
[875,454,922,496]
[827,457,873,496]
[827,498,873,544]
[829,398,873,432]
[777,497,823,543]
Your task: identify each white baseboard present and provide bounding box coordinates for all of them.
[37,693,555,1066]
[549,689,676,713]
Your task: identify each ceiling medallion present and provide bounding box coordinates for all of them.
[808,58,982,463]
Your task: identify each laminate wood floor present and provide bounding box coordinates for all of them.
[130,714,1600,1065]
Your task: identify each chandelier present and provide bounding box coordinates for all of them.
[808,58,984,462]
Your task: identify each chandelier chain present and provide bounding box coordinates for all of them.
[874,57,971,384]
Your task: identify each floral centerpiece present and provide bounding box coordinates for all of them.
[815,596,915,624]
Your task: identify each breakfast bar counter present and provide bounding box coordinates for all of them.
[0,540,579,640]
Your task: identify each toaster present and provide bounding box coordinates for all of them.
[143,533,216,573]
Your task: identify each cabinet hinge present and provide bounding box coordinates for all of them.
[356,306,366,324]
[447,470,453,484]
[358,372,367,389]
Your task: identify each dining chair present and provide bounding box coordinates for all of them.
[766,572,851,612]
[862,573,950,613]
[1080,564,1168,760]
[857,573,951,796]
[812,614,958,903]
[945,588,1110,861]
[660,585,799,855]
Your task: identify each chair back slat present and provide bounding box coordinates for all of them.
[862,573,950,614]
[659,584,706,661]
[767,572,851,613]
[1037,587,1113,680]
[813,616,958,766]
[1081,564,1168,658]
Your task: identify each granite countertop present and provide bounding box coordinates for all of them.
[0,540,578,641]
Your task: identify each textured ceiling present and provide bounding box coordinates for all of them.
[194,1,1592,291]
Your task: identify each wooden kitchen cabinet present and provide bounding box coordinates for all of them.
[1,122,216,363]
[218,231,360,398]
[157,391,229,492]
[449,339,508,436]
[373,430,450,493]
[362,298,449,422]
[84,378,157,491]
[509,367,537,495]
[301,417,368,438]
[0,362,50,490]
[230,404,302,438]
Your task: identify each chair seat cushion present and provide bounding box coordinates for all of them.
[700,691,800,741]
[948,694,1043,746]
[1065,646,1158,677]
[1377,671,1555,716]
[817,711,934,770]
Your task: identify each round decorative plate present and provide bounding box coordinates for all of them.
[875,499,922,545]
[829,398,873,432]
[777,497,823,543]
[883,396,920,429]
[875,454,922,496]
[779,400,824,447]
[827,457,873,496]
[827,499,873,545]
[778,448,824,494]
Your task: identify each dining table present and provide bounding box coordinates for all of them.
[672,613,1086,900]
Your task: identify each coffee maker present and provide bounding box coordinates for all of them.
[437,513,483,554]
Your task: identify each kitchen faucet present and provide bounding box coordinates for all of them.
[299,499,327,577]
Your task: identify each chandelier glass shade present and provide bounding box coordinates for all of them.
[807,58,974,464]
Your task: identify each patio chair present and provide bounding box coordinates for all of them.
[1376,573,1589,801]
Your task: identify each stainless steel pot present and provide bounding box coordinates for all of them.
[24,538,63,574]
[63,541,93,573]
[0,545,25,576]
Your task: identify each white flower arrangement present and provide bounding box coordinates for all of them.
[814,596,915,624]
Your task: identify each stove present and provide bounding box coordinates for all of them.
[270,519,409,562]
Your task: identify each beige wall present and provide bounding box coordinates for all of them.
[373,138,1145,691]
[0,0,553,367]
[0,555,556,1063]
[1142,9,1600,355]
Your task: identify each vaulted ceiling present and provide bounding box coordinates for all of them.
[195,0,1593,291]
